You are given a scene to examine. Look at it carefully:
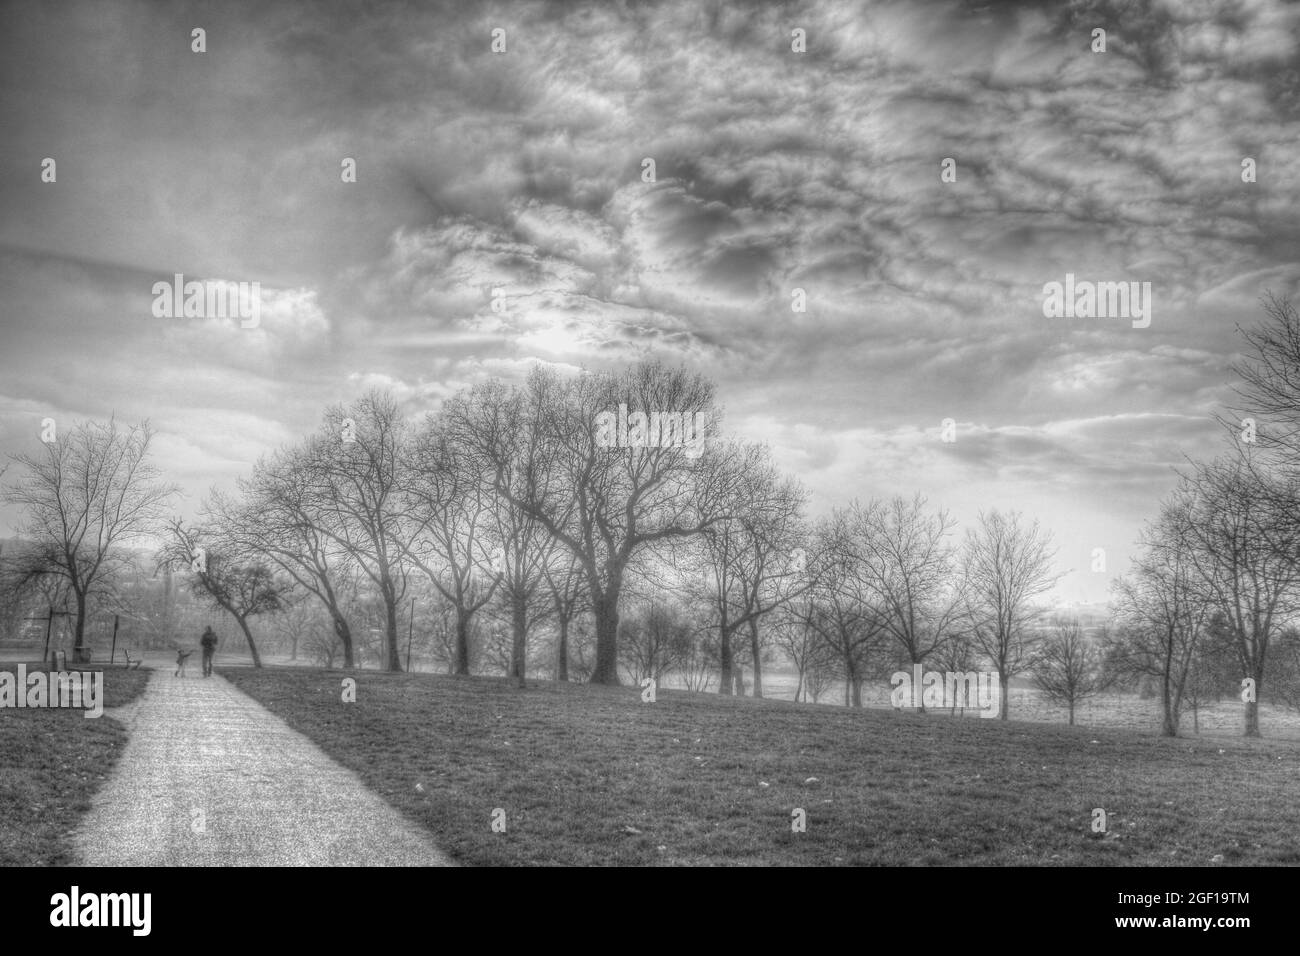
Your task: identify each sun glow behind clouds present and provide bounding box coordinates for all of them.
[0,0,1298,607]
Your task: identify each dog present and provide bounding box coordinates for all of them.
[175,649,194,677]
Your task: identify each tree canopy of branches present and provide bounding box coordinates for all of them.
[3,419,176,662]
[161,519,294,667]
[1033,617,1109,725]
[1166,456,1300,737]
[469,361,741,685]
[962,509,1060,719]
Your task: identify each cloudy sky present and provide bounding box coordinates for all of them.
[2,0,1298,603]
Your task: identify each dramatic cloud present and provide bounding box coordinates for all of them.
[3,0,1299,602]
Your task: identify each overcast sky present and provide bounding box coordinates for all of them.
[2,0,1299,604]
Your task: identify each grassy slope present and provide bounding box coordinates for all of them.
[0,665,152,865]
[223,667,1300,866]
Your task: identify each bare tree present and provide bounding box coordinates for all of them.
[437,381,565,686]
[404,414,503,676]
[1167,455,1300,737]
[1181,615,1236,734]
[3,419,176,663]
[544,550,587,681]
[698,442,809,697]
[471,361,739,685]
[618,598,693,684]
[677,617,718,693]
[1108,501,1212,737]
[161,519,295,667]
[804,650,839,704]
[962,509,1061,719]
[851,495,964,708]
[305,392,412,671]
[773,593,837,703]
[224,443,361,667]
[271,599,325,662]
[929,625,980,715]
[798,512,888,707]
[1223,292,1300,462]
[1269,625,1300,714]
[1033,617,1110,726]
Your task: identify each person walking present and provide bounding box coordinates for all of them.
[200,627,218,678]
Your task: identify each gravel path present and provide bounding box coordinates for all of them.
[73,667,453,866]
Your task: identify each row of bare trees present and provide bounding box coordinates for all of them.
[0,362,1063,712]
[1105,295,1300,737]
[8,296,1299,737]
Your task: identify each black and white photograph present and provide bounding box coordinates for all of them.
[0,0,1295,919]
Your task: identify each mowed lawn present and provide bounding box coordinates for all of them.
[0,664,151,865]
[223,666,1300,866]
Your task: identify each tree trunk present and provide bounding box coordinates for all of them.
[509,595,527,688]
[1068,701,1075,726]
[998,665,1010,720]
[332,612,355,669]
[382,581,402,672]
[851,674,862,708]
[590,592,621,685]
[454,608,471,675]
[73,590,89,664]
[1244,670,1261,738]
[748,618,763,699]
[1160,675,1179,737]
[718,623,734,695]
[237,615,262,668]
[556,613,569,682]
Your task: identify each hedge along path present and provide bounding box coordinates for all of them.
[73,667,454,866]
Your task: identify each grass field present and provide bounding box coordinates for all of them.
[0,663,151,865]
[223,666,1300,866]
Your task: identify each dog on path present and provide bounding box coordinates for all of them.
[175,649,194,677]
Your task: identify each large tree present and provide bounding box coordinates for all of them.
[470,362,740,685]
[3,419,176,663]
[1167,456,1300,737]
[215,444,362,667]
[404,413,503,676]
[306,392,412,671]
[697,442,807,696]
